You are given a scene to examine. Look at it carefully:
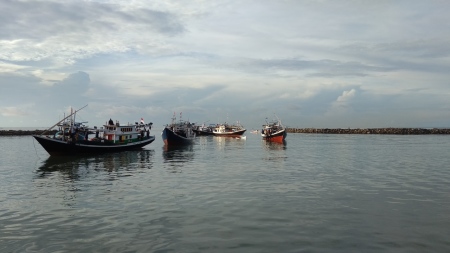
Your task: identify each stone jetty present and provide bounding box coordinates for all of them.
[0,130,57,136]
[286,128,450,135]
[2,128,450,136]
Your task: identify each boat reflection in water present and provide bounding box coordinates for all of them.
[162,145,194,173]
[213,135,246,151]
[36,150,155,179]
[33,150,154,208]
[262,139,287,151]
[261,140,287,163]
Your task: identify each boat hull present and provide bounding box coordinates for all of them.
[212,129,246,137]
[262,129,286,143]
[162,127,195,146]
[33,135,155,155]
[193,129,214,136]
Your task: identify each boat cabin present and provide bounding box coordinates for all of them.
[103,120,152,144]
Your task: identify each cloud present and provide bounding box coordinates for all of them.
[224,57,395,79]
[0,0,185,66]
[42,71,92,107]
[1,0,450,128]
[0,61,28,73]
[53,71,90,91]
[0,105,33,117]
[325,88,358,118]
[0,1,185,39]
[336,89,356,103]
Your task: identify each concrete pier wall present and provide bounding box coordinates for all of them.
[286,128,450,135]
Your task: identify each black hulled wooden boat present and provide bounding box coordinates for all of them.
[33,106,155,155]
[162,113,196,146]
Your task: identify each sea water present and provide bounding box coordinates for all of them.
[0,133,449,252]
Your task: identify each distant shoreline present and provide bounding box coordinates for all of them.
[2,128,450,136]
[286,128,450,135]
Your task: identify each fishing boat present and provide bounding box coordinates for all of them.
[211,122,246,137]
[192,123,215,136]
[162,113,196,146]
[33,105,155,155]
[261,117,287,143]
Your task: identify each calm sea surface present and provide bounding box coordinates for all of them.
[1,133,449,252]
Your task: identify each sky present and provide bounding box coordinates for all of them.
[1,0,450,129]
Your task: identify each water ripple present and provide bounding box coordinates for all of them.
[1,135,450,252]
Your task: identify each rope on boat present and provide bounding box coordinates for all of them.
[31,136,50,173]
[32,136,42,163]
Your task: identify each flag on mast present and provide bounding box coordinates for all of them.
[141,118,145,124]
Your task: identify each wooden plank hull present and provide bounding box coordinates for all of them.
[162,127,195,146]
[262,129,286,143]
[34,135,155,155]
[193,129,214,136]
[212,129,246,137]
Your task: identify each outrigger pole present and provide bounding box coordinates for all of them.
[40,104,88,136]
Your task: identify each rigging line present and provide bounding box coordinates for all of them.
[76,114,87,123]
[32,137,41,161]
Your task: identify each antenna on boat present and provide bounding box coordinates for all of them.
[171,111,176,125]
[40,104,88,136]
[274,113,282,125]
[71,107,74,134]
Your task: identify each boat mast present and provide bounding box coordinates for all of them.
[70,107,73,136]
[274,114,282,126]
[172,112,176,125]
[40,104,88,136]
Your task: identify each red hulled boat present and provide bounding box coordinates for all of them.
[261,118,286,143]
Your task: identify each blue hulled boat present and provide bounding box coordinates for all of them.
[162,113,196,146]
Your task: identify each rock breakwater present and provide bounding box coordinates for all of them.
[0,130,57,136]
[2,128,450,135]
[286,128,450,135]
